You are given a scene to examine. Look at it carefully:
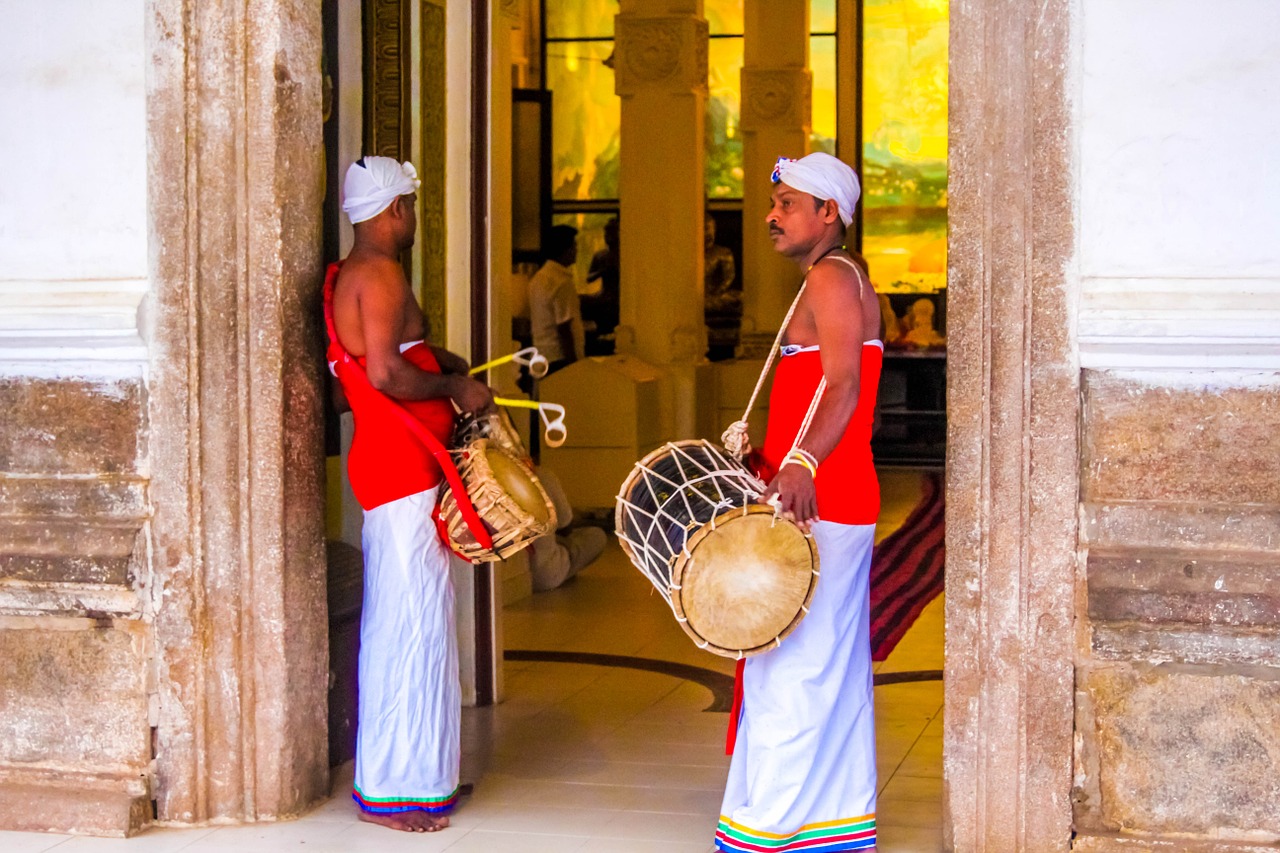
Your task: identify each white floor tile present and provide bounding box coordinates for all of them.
[45,828,216,853]
[441,830,590,852]
[592,811,717,843]
[0,830,73,853]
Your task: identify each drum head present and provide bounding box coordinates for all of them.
[671,504,819,658]
[485,444,553,526]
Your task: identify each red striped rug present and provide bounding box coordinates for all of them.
[870,471,945,661]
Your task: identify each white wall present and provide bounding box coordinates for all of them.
[0,1,147,375]
[1076,0,1280,372]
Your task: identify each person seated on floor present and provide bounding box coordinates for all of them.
[526,466,607,592]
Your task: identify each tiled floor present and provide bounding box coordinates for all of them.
[6,470,943,852]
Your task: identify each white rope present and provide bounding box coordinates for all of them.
[788,375,827,460]
[721,257,836,460]
[720,280,810,458]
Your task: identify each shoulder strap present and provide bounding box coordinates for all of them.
[720,279,808,458]
[821,254,867,301]
[324,263,494,552]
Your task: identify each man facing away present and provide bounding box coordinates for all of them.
[528,224,586,375]
[716,152,883,853]
[326,156,493,833]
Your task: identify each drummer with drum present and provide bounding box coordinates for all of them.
[717,152,884,852]
[325,156,495,834]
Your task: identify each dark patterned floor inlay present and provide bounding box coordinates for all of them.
[504,650,941,713]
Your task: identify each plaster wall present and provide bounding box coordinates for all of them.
[1077,0,1280,371]
[1072,3,1280,847]
[0,1,148,363]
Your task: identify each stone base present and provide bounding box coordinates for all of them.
[0,780,150,837]
[1074,834,1280,852]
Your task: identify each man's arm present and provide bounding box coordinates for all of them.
[552,275,579,362]
[359,270,493,414]
[429,345,470,376]
[760,262,864,530]
[556,320,577,362]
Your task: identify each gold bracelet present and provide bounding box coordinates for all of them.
[783,451,817,478]
[791,447,819,471]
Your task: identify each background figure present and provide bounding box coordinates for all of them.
[526,467,607,592]
[528,225,585,375]
[704,212,740,361]
[582,216,620,356]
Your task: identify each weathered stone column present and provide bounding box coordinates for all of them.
[945,0,1076,849]
[147,0,329,824]
[739,0,810,347]
[614,0,708,439]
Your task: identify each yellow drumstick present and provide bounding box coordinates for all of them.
[493,397,539,410]
[493,397,567,448]
[470,347,549,378]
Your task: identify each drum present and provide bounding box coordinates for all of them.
[453,408,525,456]
[439,423,557,563]
[615,440,819,658]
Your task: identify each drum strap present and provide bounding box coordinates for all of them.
[721,275,829,464]
[323,262,495,553]
[726,658,745,755]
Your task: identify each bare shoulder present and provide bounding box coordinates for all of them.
[804,258,864,310]
[338,253,409,297]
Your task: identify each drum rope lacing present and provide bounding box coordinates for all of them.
[615,442,762,598]
[615,439,821,659]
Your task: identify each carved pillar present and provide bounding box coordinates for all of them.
[615,0,708,439]
[147,0,329,823]
[739,0,810,348]
[364,0,412,159]
[945,0,1076,849]
[419,0,448,345]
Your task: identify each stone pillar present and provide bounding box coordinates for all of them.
[945,0,1076,849]
[614,0,708,440]
[739,0,810,347]
[148,0,329,824]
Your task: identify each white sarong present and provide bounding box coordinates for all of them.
[352,486,461,814]
[717,521,877,851]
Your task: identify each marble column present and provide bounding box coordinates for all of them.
[945,0,1076,849]
[147,0,330,825]
[739,0,811,349]
[614,0,708,439]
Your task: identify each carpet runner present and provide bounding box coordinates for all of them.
[870,471,945,661]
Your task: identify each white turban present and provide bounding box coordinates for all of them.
[342,156,421,224]
[771,152,861,228]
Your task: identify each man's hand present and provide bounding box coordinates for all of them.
[759,464,819,533]
[450,376,496,415]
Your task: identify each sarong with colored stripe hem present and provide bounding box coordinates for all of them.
[352,486,461,816]
[352,784,459,814]
[715,814,877,852]
[717,522,877,849]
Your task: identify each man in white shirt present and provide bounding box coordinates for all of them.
[528,225,586,374]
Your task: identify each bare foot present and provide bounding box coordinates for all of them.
[358,809,450,833]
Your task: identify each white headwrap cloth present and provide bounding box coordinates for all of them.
[342,156,422,224]
[771,152,861,228]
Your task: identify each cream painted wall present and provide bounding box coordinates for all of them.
[1077,0,1280,371]
[0,1,147,374]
